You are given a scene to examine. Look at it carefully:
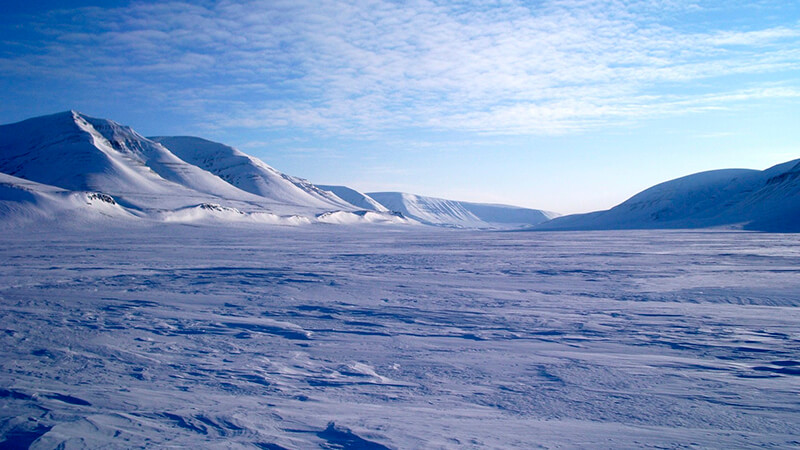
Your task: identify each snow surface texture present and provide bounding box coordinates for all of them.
[368,192,557,229]
[536,160,800,232]
[1,225,799,448]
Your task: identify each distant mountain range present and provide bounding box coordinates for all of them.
[365,192,558,229]
[0,111,552,229]
[1,111,797,231]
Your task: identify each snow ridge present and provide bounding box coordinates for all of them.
[316,185,389,212]
[150,137,355,210]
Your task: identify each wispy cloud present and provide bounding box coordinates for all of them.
[2,0,799,135]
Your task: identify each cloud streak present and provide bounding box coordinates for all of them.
[2,0,799,135]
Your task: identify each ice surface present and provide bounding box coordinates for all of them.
[1,225,799,448]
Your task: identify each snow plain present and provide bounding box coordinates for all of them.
[1,223,799,448]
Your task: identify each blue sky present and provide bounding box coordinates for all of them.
[1,0,799,213]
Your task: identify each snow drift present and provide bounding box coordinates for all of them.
[316,210,414,225]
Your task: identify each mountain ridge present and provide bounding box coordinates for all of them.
[150,136,355,210]
[2,111,797,232]
[534,159,800,232]
[367,191,557,229]
[0,111,554,229]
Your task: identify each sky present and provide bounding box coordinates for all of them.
[1,0,799,214]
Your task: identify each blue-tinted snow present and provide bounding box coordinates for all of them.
[1,226,799,448]
[537,159,800,232]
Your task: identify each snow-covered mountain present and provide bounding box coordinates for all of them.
[367,192,557,229]
[151,137,355,210]
[0,111,269,212]
[316,185,389,212]
[535,159,800,232]
[4,111,797,232]
[0,111,563,229]
[0,111,397,224]
[0,111,457,227]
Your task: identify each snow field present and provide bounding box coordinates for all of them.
[0,227,799,448]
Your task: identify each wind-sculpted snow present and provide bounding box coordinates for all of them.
[316,210,414,225]
[1,227,799,447]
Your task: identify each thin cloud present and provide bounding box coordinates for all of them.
[2,0,798,135]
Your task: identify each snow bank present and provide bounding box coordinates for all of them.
[316,210,414,225]
[160,203,312,226]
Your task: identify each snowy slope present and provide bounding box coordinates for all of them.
[536,159,800,232]
[0,172,132,226]
[316,185,389,212]
[0,111,428,226]
[368,192,555,229]
[734,159,800,232]
[458,202,559,226]
[151,136,356,210]
[0,111,269,212]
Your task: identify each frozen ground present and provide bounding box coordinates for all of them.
[0,225,799,448]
